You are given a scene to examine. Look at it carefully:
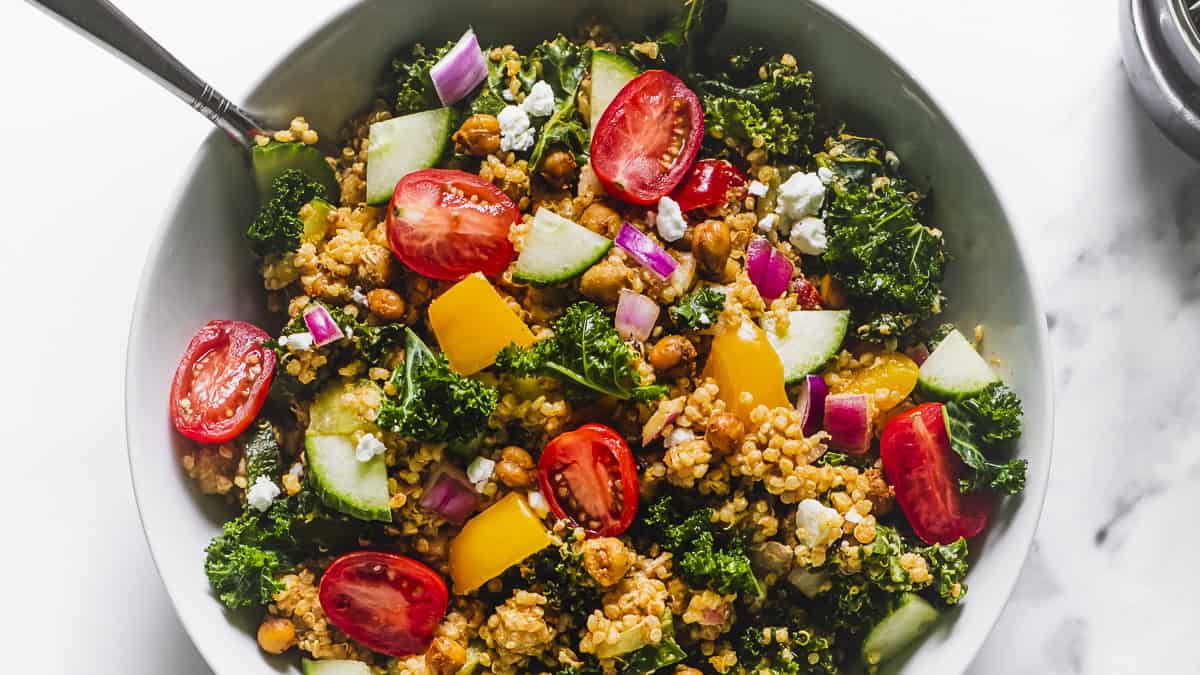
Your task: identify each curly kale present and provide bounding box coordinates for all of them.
[203,502,294,609]
[495,302,667,402]
[392,41,454,115]
[638,0,728,76]
[921,538,970,605]
[698,46,816,162]
[944,382,1027,495]
[669,286,725,331]
[527,36,590,169]
[644,496,762,598]
[521,543,599,623]
[246,169,328,255]
[734,620,838,675]
[376,328,498,445]
[814,133,896,187]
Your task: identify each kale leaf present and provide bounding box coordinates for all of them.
[528,37,591,169]
[392,41,454,115]
[618,613,687,674]
[520,543,599,623]
[494,302,667,402]
[698,46,816,162]
[376,328,498,445]
[669,286,725,331]
[943,382,1026,495]
[921,537,969,605]
[652,0,727,76]
[203,502,294,609]
[246,169,328,255]
[643,496,762,598]
[242,420,279,485]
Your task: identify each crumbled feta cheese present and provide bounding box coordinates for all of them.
[737,319,759,341]
[527,490,550,517]
[246,476,281,512]
[795,498,844,549]
[843,509,864,524]
[522,80,556,117]
[350,286,369,306]
[787,568,831,599]
[498,105,535,152]
[756,213,779,234]
[663,427,696,449]
[279,332,315,352]
[775,172,825,220]
[354,433,387,462]
[466,456,496,487]
[788,216,828,255]
[656,195,687,242]
[817,166,834,185]
[502,89,515,102]
[747,180,768,197]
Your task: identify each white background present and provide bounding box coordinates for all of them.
[2,0,1195,673]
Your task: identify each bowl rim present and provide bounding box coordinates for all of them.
[124,2,1055,673]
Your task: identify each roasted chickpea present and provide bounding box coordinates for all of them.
[647,335,696,372]
[581,537,633,586]
[692,219,731,276]
[495,445,534,488]
[366,288,406,320]
[425,636,467,675]
[539,148,578,188]
[579,258,628,304]
[578,202,622,237]
[256,616,297,654]
[705,411,745,454]
[452,114,501,157]
[675,668,705,675]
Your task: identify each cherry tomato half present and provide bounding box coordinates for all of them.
[590,70,705,205]
[387,168,519,281]
[669,159,748,212]
[538,423,639,537]
[318,551,449,657]
[169,320,275,444]
[879,403,989,545]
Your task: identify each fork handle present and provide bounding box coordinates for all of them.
[27,0,264,146]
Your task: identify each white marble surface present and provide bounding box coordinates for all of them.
[2,0,1197,673]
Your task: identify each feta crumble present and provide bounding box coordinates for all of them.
[795,498,844,549]
[788,216,828,255]
[756,213,779,234]
[466,456,496,488]
[354,433,387,462]
[527,490,550,517]
[663,427,696,449]
[656,195,687,242]
[776,172,825,220]
[522,80,556,117]
[350,286,369,306]
[498,105,535,152]
[247,475,281,512]
[747,180,768,197]
[817,166,834,185]
[279,332,315,352]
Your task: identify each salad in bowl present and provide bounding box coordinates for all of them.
[165,1,1031,673]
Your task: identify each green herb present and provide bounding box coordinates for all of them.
[495,302,667,402]
[643,496,762,598]
[527,37,591,169]
[618,613,687,674]
[669,286,726,331]
[203,502,294,609]
[943,382,1026,495]
[921,538,969,605]
[246,169,327,255]
[814,451,848,467]
[651,0,727,76]
[392,41,454,115]
[520,543,599,623]
[376,328,498,445]
[242,420,279,486]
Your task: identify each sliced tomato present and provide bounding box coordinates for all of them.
[538,423,639,537]
[669,159,747,212]
[169,320,274,444]
[590,70,704,205]
[880,403,988,545]
[387,169,518,281]
[319,551,449,657]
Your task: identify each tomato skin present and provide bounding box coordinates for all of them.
[879,403,988,545]
[169,320,274,444]
[669,159,747,212]
[538,423,639,537]
[590,70,705,205]
[387,169,519,281]
[319,551,449,657]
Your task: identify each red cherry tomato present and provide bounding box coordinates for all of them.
[669,159,748,212]
[318,551,449,657]
[790,276,822,310]
[169,320,275,444]
[880,403,988,545]
[538,423,639,537]
[387,168,519,280]
[590,70,705,205]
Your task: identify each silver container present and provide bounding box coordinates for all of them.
[1121,0,1200,158]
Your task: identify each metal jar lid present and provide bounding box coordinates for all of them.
[1121,0,1200,159]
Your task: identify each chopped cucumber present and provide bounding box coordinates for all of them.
[301,659,372,675]
[513,208,613,285]
[916,328,999,401]
[300,198,334,245]
[306,434,391,522]
[242,420,279,484]
[366,108,453,204]
[307,381,382,436]
[763,310,850,383]
[861,593,939,669]
[589,51,639,140]
[251,141,337,202]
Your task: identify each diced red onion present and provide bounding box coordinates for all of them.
[430,29,488,106]
[420,463,480,523]
[745,237,793,301]
[823,393,872,453]
[615,222,679,280]
[796,374,829,437]
[905,343,931,366]
[303,304,345,347]
[641,396,686,446]
[615,290,660,342]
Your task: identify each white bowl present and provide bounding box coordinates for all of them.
[125,1,1054,673]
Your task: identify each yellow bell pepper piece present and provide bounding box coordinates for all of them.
[703,319,790,420]
[428,273,536,375]
[828,352,919,412]
[448,493,552,593]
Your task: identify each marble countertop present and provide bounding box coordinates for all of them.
[2,0,1195,673]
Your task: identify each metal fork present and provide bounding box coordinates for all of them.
[26,0,265,146]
